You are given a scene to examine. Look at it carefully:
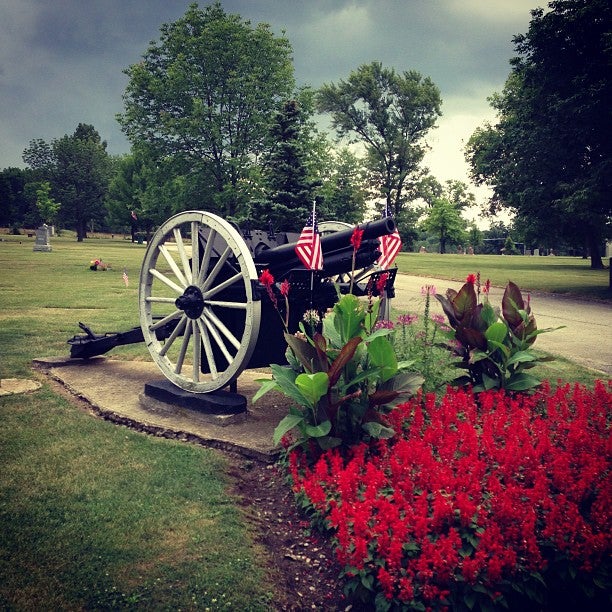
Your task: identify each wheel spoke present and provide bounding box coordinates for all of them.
[203,307,241,350]
[192,320,201,382]
[173,228,193,284]
[202,271,243,300]
[197,318,218,379]
[175,321,192,374]
[197,228,216,286]
[149,268,184,294]
[203,299,248,310]
[200,312,234,365]
[191,221,201,284]
[149,309,182,331]
[159,244,188,288]
[201,246,232,292]
[146,296,177,304]
[159,315,188,357]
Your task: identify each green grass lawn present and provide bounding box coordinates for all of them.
[0,232,608,609]
[0,234,277,610]
[396,252,611,300]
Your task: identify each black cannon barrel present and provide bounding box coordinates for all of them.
[253,216,395,267]
[265,239,381,281]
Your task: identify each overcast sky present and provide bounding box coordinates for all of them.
[0,0,545,219]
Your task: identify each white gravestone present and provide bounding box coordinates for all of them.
[33,224,52,252]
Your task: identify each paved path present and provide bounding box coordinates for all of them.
[391,274,612,377]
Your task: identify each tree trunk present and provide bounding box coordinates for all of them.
[587,230,604,270]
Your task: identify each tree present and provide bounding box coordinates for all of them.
[35,181,60,225]
[421,198,467,254]
[118,1,294,220]
[251,99,320,231]
[23,124,111,241]
[0,167,32,228]
[316,62,442,218]
[419,176,476,210]
[465,0,612,269]
[318,148,367,224]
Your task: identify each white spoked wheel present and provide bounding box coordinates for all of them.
[139,211,261,393]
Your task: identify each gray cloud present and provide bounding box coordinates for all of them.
[0,0,543,172]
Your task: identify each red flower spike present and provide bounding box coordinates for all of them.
[258,268,274,287]
[280,279,290,296]
[466,273,476,284]
[350,226,364,251]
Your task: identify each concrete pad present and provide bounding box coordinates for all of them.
[0,378,42,396]
[33,357,288,461]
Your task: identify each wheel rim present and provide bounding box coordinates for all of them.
[139,211,261,393]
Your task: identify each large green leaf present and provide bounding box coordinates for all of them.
[362,421,395,439]
[505,372,541,391]
[333,294,364,342]
[269,363,310,408]
[305,420,332,438]
[295,372,329,405]
[273,414,304,446]
[252,377,280,403]
[367,335,398,382]
[506,350,538,366]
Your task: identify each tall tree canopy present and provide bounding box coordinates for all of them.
[118,1,295,219]
[23,124,111,240]
[316,61,442,217]
[465,0,612,268]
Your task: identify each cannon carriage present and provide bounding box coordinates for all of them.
[69,210,398,394]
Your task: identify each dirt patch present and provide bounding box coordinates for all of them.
[227,458,349,611]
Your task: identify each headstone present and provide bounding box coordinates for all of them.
[605,241,612,258]
[33,224,52,252]
[533,248,539,257]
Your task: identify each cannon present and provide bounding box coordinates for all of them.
[69,210,398,394]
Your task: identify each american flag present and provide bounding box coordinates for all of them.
[122,268,129,287]
[295,205,323,270]
[377,204,402,269]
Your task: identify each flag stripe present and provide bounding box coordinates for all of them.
[377,203,402,269]
[295,207,323,270]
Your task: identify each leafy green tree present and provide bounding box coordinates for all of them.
[421,197,467,253]
[23,124,111,241]
[0,167,32,228]
[118,1,294,220]
[318,148,367,224]
[419,176,476,210]
[35,181,60,225]
[465,0,611,269]
[316,61,441,218]
[467,223,484,253]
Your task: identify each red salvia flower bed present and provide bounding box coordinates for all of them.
[287,382,612,610]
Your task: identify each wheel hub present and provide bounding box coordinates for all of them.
[175,285,205,319]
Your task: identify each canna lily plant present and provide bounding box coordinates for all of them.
[254,289,423,456]
[436,276,562,392]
